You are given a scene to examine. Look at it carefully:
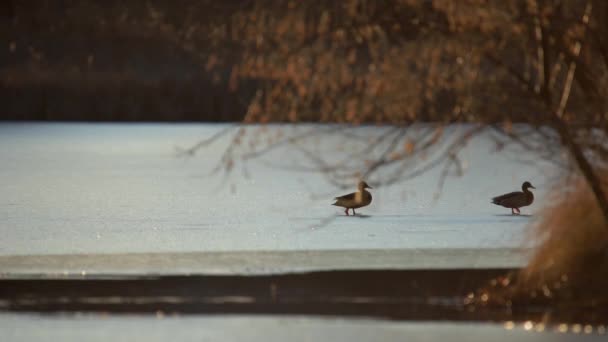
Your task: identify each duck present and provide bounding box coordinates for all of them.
[332,181,373,216]
[491,181,535,215]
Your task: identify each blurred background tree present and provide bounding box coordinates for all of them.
[179,0,608,222]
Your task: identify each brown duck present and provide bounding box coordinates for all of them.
[333,181,373,216]
[492,181,535,215]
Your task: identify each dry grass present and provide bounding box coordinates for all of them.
[519,173,608,293]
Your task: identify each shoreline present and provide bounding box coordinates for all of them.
[0,248,528,278]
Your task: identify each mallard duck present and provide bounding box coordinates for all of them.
[492,181,535,215]
[332,181,373,216]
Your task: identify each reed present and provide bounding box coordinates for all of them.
[518,173,608,295]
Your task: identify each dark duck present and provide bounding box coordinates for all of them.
[492,181,535,215]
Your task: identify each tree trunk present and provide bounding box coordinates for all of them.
[556,121,608,226]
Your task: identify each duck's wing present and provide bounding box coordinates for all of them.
[491,191,523,204]
[334,192,356,201]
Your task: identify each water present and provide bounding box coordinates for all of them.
[0,123,559,272]
[0,314,603,342]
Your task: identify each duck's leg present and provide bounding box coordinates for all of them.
[352,208,356,216]
[344,208,350,216]
[515,208,521,215]
[511,208,515,215]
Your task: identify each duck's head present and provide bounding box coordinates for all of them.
[522,181,536,190]
[358,181,372,190]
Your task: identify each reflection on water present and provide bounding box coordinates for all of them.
[505,321,607,335]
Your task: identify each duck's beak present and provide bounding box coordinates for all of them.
[366,185,373,189]
[530,185,536,189]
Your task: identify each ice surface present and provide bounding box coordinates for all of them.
[0,123,560,273]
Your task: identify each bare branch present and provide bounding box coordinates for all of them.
[175,125,238,157]
[556,1,592,119]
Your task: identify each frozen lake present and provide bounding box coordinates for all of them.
[0,123,559,274]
